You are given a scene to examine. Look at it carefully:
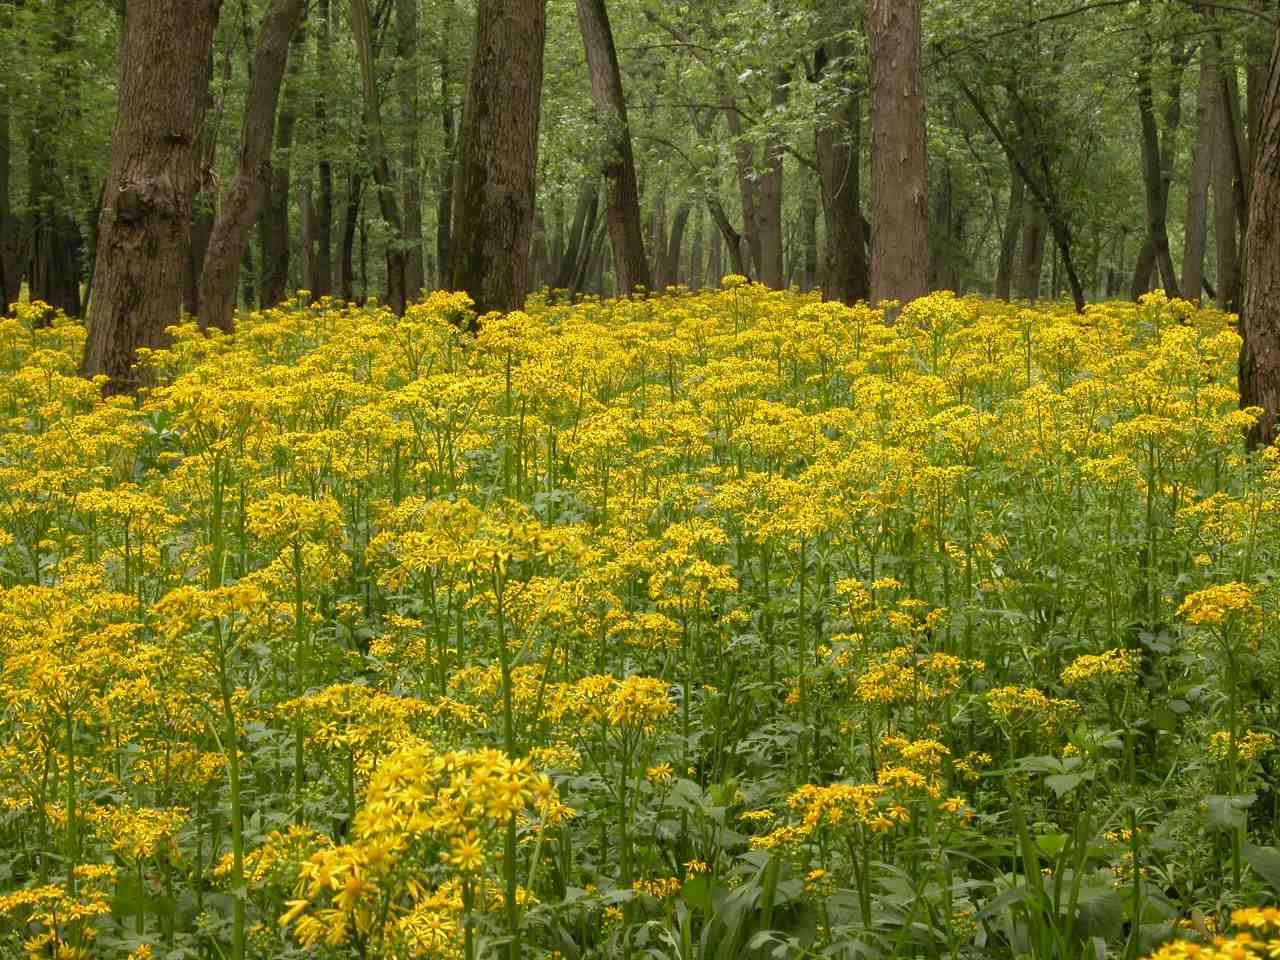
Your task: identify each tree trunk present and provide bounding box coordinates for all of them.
[1135,0,1179,297]
[337,169,363,303]
[260,21,306,309]
[725,98,761,278]
[450,0,547,317]
[82,0,222,393]
[352,0,407,315]
[398,0,425,300]
[869,0,929,305]
[689,207,704,291]
[756,70,788,288]
[708,214,723,286]
[1130,238,1156,300]
[312,0,334,297]
[575,0,649,295]
[1183,40,1217,303]
[436,1,456,290]
[1215,61,1242,313]
[664,201,691,289]
[707,197,746,277]
[801,186,818,292]
[995,156,1025,299]
[0,0,17,313]
[1018,202,1047,301]
[554,178,598,291]
[196,0,304,332]
[1239,20,1280,446]
[814,43,868,306]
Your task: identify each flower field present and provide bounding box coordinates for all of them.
[2,284,1280,959]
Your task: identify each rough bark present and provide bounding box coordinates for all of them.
[450,0,547,317]
[196,0,305,332]
[337,169,363,303]
[575,0,650,295]
[1240,20,1280,447]
[814,41,868,306]
[869,0,929,305]
[1183,40,1217,303]
[352,0,407,315]
[995,156,1025,300]
[1131,238,1156,300]
[398,0,426,299]
[81,0,222,393]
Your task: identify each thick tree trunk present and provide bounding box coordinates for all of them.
[450,0,547,317]
[814,44,868,306]
[352,0,407,315]
[197,0,304,332]
[756,70,788,289]
[436,4,456,290]
[1131,238,1156,300]
[398,0,426,299]
[575,0,650,295]
[869,0,929,305]
[1240,21,1280,447]
[1018,202,1047,301]
[995,156,1025,300]
[337,169,363,303]
[1183,41,1217,303]
[82,0,222,393]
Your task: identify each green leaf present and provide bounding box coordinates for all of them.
[1242,842,1280,896]
[1201,794,1256,832]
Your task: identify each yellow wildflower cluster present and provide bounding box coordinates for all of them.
[1207,730,1276,763]
[1143,908,1280,960]
[986,685,1080,737]
[1060,647,1142,687]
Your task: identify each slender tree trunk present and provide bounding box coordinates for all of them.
[260,20,306,310]
[312,0,334,297]
[337,169,363,302]
[707,197,746,277]
[1215,61,1242,313]
[398,0,425,300]
[436,2,456,290]
[995,156,1025,299]
[756,70,788,288]
[1240,19,1280,446]
[1136,0,1179,296]
[575,0,649,295]
[665,201,691,289]
[352,0,407,315]
[708,214,723,285]
[1018,202,1047,301]
[689,207,704,291]
[198,0,304,331]
[450,0,547,317]
[0,0,17,313]
[802,185,818,292]
[529,214,549,293]
[869,0,929,305]
[815,43,868,305]
[725,98,761,278]
[1183,39,1217,303]
[82,0,223,393]
[555,178,598,291]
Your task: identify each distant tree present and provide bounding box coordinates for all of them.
[80,0,222,393]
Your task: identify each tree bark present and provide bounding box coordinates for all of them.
[1135,0,1181,297]
[1130,238,1156,300]
[995,155,1025,300]
[398,0,426,300]
[450,0,547,317]
[801,186,818,292]
[814,41,868,306]
[436,1,456,290]
[1183,39,1217,303]
[0,0,17,313]
[82,0,222,393]
[1018,201,1047,301]
[869,0,929,305]
[1240,19,1280,447]
[312,0,334,297]
[756,70,788,289]
[689,207,704,291]
[260,20,306,310]
[196,0,304,332]
[664,201,691,289]
[337,169,363,302]
[554,178,598,292]
[725,98,761,278]
[352,0,407,315]
[575,0,650,296]
[1215,57,1242,313]
[707,197,746,277]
